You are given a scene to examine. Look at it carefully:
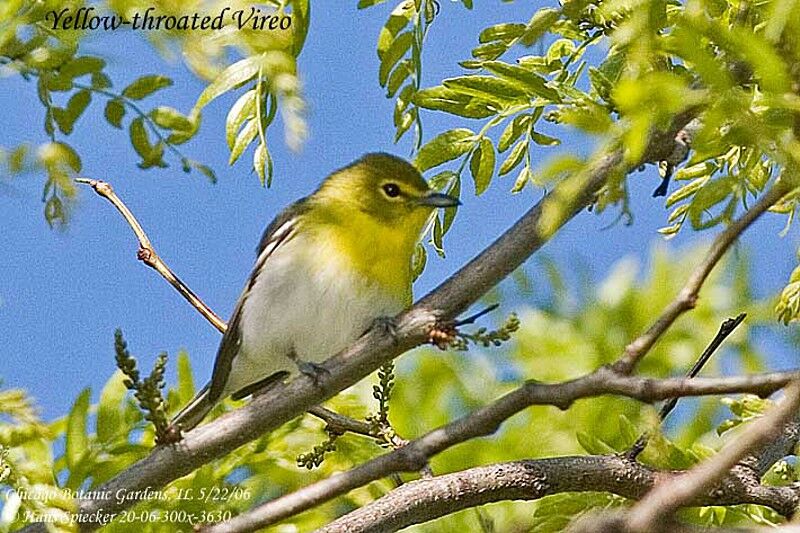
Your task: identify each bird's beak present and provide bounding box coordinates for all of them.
[417,191,461,208]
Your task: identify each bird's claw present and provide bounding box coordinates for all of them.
[428,321,458,351]
[298,361,330,385]
[370,316,398,341]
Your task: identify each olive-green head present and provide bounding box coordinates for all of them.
[314,153,459,228]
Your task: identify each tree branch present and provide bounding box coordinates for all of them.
[613,181,791,375]
[311,455,800,533]
[75,178,226,333]
[199,368,800,533]
[624,380,800,532]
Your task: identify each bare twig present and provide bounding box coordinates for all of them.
[311,455,800,533]
[613,182,790,375]
[626,313,747,460]
[75,178,227,333]
[625,380,800,533]
[308,406,408,448]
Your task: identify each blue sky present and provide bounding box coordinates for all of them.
[1,1,798,421]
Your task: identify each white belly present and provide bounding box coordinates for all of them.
[224,233,405,396]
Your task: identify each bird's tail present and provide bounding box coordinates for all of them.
[171,384,214,431]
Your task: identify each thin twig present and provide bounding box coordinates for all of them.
[625,380,800,533]
[613,183,790,375]
[76,178,227,332]
[626,313,747,460]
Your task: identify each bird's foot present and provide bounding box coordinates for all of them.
[428,320,458,351]
[297,361,330,385]
[368,316,398,342]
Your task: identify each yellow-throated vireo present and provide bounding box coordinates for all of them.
[172,153,459,430]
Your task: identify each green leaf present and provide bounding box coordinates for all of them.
[411,242,427,281]
[666,177,710,208]
[483,61,561,101]
[521,8,560,46]
[576,430,617,455]
[379,31,414,87]
[91,71,112,89]
[45,73,73,92]
[499,139,528,175]
[104,99,126,129]
[444,75,529,105]
[471,42,508,61]
[511,165,530,193]
[413,86,495,118]
[378,2,414,59]
[386,60,413,97]
[687,176,733,229]
[97,371,127,443]
[479,23,525,44]
[254,142,273,187]
[61,89,92,135]
[121,75,173,100]
[39,141,82,173]
[129,117,151,160]
[358,0,388,7]
[530,131,560,146]
[290,0,310,57]
[460,0,473,8]
[226,89,256,150]
[470,138,495,195]
[60,56,106,78]
[66,388,91,469]
[415,128,475,172]
[193,57,260,112]
[498,114,531,152]
[150,106,194,132]
[229,120,258,165]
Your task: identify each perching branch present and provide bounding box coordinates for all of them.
[20,116,697,533]
[624,380,800,532]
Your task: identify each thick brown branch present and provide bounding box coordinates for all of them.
[309,456,800,533]
[199,368,800,533]
[614,181,791,374]
[625,381,800,532]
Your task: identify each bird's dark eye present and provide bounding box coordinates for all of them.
[382,183,401,198]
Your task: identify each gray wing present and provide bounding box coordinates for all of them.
[207,197,310,402]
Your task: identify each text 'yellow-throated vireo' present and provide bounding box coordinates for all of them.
[172,153,459,430]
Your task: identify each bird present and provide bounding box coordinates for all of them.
[171,153,460,430]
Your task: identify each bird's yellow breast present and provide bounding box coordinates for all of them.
[311,208,423,307]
